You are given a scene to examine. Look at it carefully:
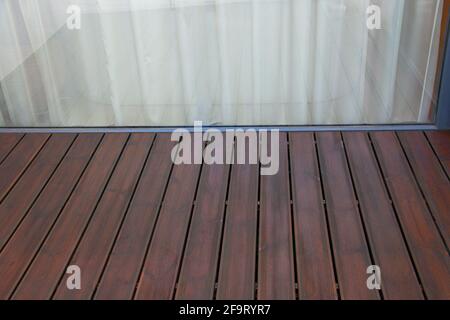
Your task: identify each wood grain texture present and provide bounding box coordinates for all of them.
[173,125,235,300]
[316,132,379,300]
[175,158,231,299]
[216,143,259,300]
[0,134,76,251]
[95,134,175,300]
[343,132,423,299]
[398,131,450,247]
[12,134,129,300]
[53,133,155,300]
[289,132,337,300]
[0,134,102,299]
[0,131,447,300]
[426,131,450,177]
[371,132,450,300]
[135,134,202,300]
[258,132,296,300]
[0,134,23,164]
[0,133,49,202]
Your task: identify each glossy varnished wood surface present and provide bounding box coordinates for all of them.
[0,131,448,300]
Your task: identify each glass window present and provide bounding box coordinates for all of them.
[0,0,447,127]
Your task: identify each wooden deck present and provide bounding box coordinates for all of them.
[0,131,448,300]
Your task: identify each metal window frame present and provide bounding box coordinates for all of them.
[436,13,450,129]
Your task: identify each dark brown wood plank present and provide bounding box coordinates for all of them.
[426,131,450,177]
[0,133,50,202]
[175,156,231,299]
[0,134,102,299]
[258,132,296,300]
[216,148,259,299]
[0,134,76,250]
[12,133,129,300]
[53,133,155,299]
[398,131,450,246]
[3,130,446,301]
[135,135,202,300]
[289,132,337,300]
[371,132,450,299]
[0,134,23,164]
[343,132,423,299]
[316,132,378,300]
[95,134,175,300]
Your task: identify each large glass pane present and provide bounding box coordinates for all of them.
[0,0,447,126]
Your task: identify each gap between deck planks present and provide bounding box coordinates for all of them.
[0,131,448,300]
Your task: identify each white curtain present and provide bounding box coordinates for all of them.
[0,0,444,126]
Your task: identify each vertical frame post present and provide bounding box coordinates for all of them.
[437,16,450,129]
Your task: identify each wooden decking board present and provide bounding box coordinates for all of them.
[11,134,129,300]
[258,133,296,300]
[288,132,337,300]
[0,134,103,299]
[397,132,450,247]
[175,153,232,299]
[316,132,379,300]
[0,134,24,164]
[0,134,76,251]
[371,132,450,299]
[342,132,423,299]
[216,142,259,300]
[53,133,155,299]
[0,131,448,300]
[135,135,202,300]
[426,131,450,177]
[95,134,175,300]
[0,133,50,202]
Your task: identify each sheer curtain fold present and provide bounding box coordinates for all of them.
[0,0,444,126]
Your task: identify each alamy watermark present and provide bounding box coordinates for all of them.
[171,121,280,176]
[66,3,382,31]
[366,265,382,290]
[66,265,81,290]
[66,5,81,30]
[366,5,382,30]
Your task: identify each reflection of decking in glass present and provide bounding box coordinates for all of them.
[0,130,448,300]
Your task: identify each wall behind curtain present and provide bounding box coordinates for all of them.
[0,0,444,126]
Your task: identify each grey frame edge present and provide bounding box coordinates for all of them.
[436,15,450,129]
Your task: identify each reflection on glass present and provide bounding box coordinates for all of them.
[0,0,446,126]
